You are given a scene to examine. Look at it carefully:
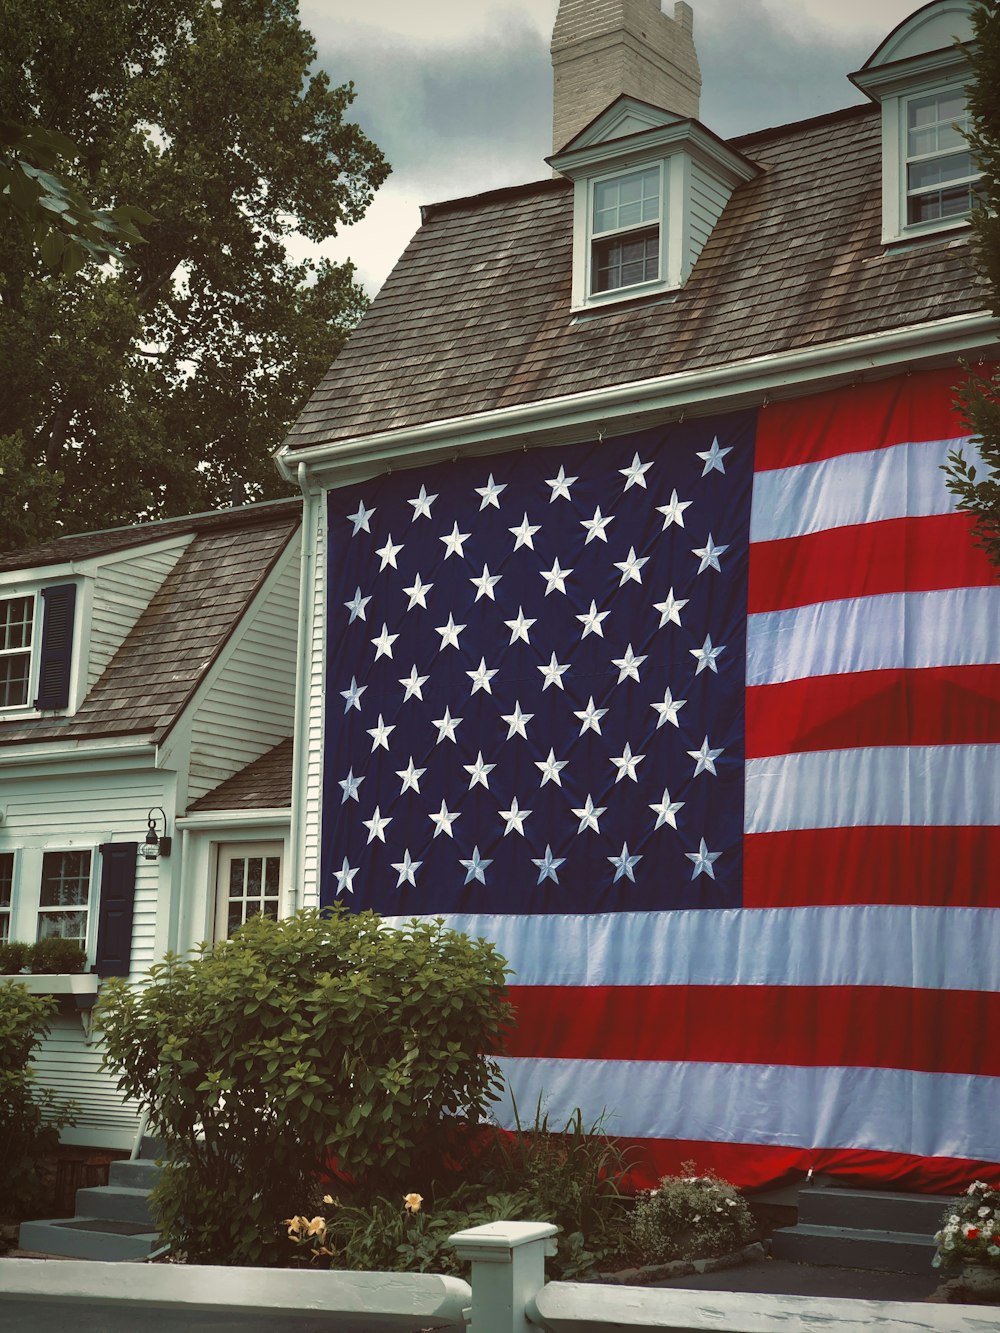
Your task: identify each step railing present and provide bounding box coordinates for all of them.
[0,1220,990,1331]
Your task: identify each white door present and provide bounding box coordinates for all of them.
[214,842,283,940]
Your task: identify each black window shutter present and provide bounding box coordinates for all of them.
[34,583,77,710]
[95,843,139,978]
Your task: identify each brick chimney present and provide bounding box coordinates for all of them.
[551,0,701,153]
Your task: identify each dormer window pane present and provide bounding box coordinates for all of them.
[593,168,660,235]
[593,228,659,293]
[905,91,978,225]
[0,595,34,708]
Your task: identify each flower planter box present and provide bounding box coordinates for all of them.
[0,974,98,997]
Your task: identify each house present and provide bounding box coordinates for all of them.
[0,498,300,1151]
[275,0,1000,1193]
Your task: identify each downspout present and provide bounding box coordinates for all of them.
[287,460,322,912]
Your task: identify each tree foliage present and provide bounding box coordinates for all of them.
[0,0,388,548]
[945,0,1000,570]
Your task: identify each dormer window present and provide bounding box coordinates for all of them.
[0,583,77,713]
[904,89,977,225]
[591,166,662,294]
[0,594,35,709]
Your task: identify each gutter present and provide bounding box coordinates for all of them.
[176,808,291,829]
[274,310,996,486]
[0,739,156,767]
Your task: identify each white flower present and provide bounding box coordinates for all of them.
[989,1245,1000,1257]
[979,1207,991,1218]
[949,1214,960,1224]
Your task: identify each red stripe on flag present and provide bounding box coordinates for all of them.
[754,366,980,470]
[743,825,1000,909]
[615,1138,1000,1193]
[505,985,1000,1076]
[748,513,994,613]
[746,665,1000,757]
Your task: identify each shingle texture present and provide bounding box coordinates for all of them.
[285,106,986,452]
[0,504,299,746]
[188,737,293,813]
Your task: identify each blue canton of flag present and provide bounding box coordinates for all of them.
[322,414,755,915]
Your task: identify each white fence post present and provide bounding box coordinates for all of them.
[449,1220,558,1333]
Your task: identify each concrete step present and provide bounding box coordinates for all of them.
[108,1158,161,1191]
[74,1184,157,1227]
[798,1186,955,1234]
[18,1217,160,1262]
[770,1222,937,1275]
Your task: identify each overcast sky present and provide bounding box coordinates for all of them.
[296,0,924,294]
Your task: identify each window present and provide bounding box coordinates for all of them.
[0,595,35,709]
[38,850,93,943]
[0,853,12,942]
[215,842,282,939]
[904,90,978,225]
[591,167,661,295]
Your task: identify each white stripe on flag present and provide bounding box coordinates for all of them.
[746,587,1000,684]
[381,906,1000,992]
[493,1057,1000,1161]
[750,436,978,542]
[746,744,999,832]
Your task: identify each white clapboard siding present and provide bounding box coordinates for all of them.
[87,540,189,689]
[31,1013,144,1145]
[186,544,300,802]
[687,160,733,274]
[300,506,326,908]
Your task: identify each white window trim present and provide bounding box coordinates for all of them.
[214,840,284,941]
[0,589,40,714]
[880,78,977,245]
[2,844,99,962]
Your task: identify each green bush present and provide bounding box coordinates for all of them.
[29,938,88,975]
[0,941,29,974]
[0,980,77,1212]
[629,1168,756,1263]
[96,907,511,1264]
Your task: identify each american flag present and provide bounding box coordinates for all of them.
[322,368,1000,1191]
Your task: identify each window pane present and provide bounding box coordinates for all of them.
[229,859,245,894]
[0,597,33,652]
[37,911,87,941]
[0,914,8,943]
[592,228,659,293]
[908,182,976,224]
[228,901,244,935]
[0,656,30,709]
[0,853,12,909]
[40,851,91,907]
[264,857,280,895]
[593,169,659,235]
[908,150,974,191]
[247,858,262,894]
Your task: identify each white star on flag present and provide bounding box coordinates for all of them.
[399,665,430,702]
[689,737,724,777]
[371,623,399,660]
[460,846,492,885]
[509,513,540,550]
[612,644,646,684]
[540,559,572,595]
[532,845,566,884]
[339,769,364,803]
[535,748,568,787]
[334,857,358,894]
[538,652,570,691]
[653,588,688,627]
[396,758,425,794]
[344,586,371,623]
[340,676,366,712]
[470,563,501,601]
[574,697,608,736]
[686,838,722,879]
[467,658,499,694]
[440,522,471,559]
[691,634,725,675]
[655,489,692,529]
[608,842,642,883]
[475,473,507,509]
[650,788,685,830]
[346,500,374,535]
[407,485,437,520]
[546,465,577,501]
[499,798,531,836]
[651,687,686,728]
[693,534,730,574]
[614,546,649,585]
[435,614,466,650]
[504,607,535,645]
[620,452,653,489]
[363,806,392,844]
[463,752,495,789]
[577,601,610,639]
[572,794,606,834]
[367,714,395,752]
[611,742,645,783]
[429,801,460,838]
[501,702,533,739]
[581,506,614,543]
[697,436,732,475]
[391,850,422,886]
[375,535,403,570]
[432,707,462,744]
[402,574,432,610]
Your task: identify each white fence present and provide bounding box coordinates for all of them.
[0,1221,990,1332]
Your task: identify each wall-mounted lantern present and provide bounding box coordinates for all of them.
[141,807,172,860]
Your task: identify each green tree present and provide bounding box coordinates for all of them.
[0,0,388,548]
[945,0,1000,570]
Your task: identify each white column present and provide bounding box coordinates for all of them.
[448,1220,559,1333]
